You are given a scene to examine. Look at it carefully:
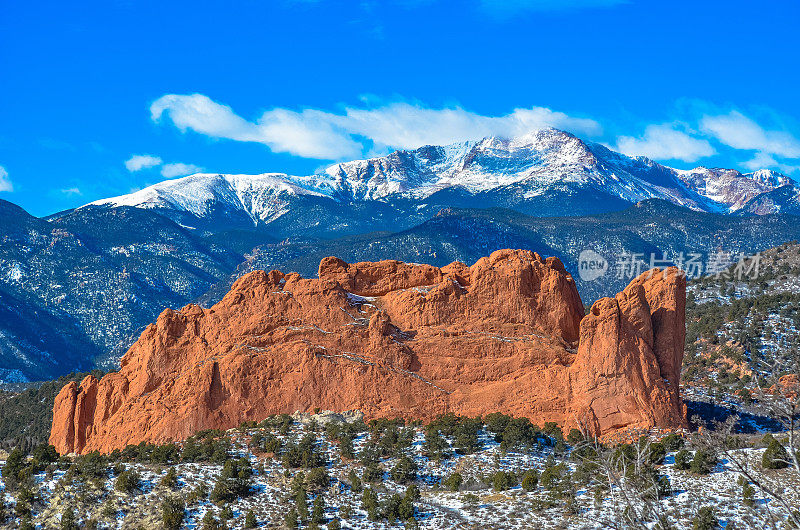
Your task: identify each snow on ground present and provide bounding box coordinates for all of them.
[1,420,797,529]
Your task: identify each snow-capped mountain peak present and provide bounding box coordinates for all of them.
[82,129,798,227]
[674,166,794,212]
[89,172,328,225]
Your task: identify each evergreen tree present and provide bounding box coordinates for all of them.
[161,495,185,530]
[762,436,790,469]
[60,507,79,530]
[244,509,257,528]
[311,494,325,524]
[362,487,380,520]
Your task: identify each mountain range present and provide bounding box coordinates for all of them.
[2,128,799,383]
[85,129,800,233]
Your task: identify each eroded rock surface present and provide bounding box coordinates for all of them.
[51,250,686,454]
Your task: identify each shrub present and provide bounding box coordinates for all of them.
[338,433,355,460]
[567,428,584,445]
[762,437,790,469]
[211,458,253,502]
[263,433,281,454]
[347,470,362,493]
[101,499,116,519]
[543,422,564,441]
[661,433,684,451]
[151,443,181,464]
[738,476,756,508]
[383,486,417,522]
[540,461,567,490]
[390,454,418,484]
[311,494,325,524]
[61,507,79,530]
[181,434,231,464]
[362,487,380,520]
[492,470,517,491]
[307,466,330,492]
[443,472,462,492]
[674,449,692,470]
[690,449,717,475]
[161,495,185,530]
[452,417,482,455]
[219,505,233,521]
[363,463,382,483]
[647,441,667,465]
[291,471,307,496]
[498,417,540,452]
[250,431,263,449]
[631,465,671,500]
[244,509,257,528]
[423,427,449,461]
[187,483,209,503]
[31,443,59,470]
[521,469,539,491]
[328,518,341,530]
[14,495,32,519]
[201,511,222,530]
[284,506,299,529]
[283,433,325,469]
[462,492,479,506]
[296,488,309,523]
[738,388,753,405]
[484,413,511,435]
[691,506,719,530]
[115,469,141,494]
[383,493,404,522]
[1,448,26,490]
[160,467,179,490]
[76,451,108,480]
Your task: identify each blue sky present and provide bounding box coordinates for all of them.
[1,0,799,216]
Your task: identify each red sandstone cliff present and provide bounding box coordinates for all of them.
[50,250,687,454]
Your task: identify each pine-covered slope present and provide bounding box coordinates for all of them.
[0,200,242,381]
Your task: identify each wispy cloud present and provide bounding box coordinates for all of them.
[611,108,800,173]
[125,154,163,172]
[60,187,82,196]
[741,151,800,174]
[0,166,12,192]
[160,162,204,178]
[151,93,601,160]
[614,123,716,162]
[149,94,800,175]
[700,110,800,173]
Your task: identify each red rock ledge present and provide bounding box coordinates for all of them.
[50,249,686,454]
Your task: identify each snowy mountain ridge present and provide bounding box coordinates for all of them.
[86,128,798,224]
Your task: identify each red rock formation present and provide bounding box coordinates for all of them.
[50,250,687,454]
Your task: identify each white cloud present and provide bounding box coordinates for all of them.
[742,151,800,175]
[614,123,716,162]
[160,162,204,178]
[700,111,800,159]
[0,166,12,192]
[125,154,163,172]
[150,93,601,160]
[60,187,82,196]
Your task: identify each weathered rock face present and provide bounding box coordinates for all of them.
[50,250,687,454]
